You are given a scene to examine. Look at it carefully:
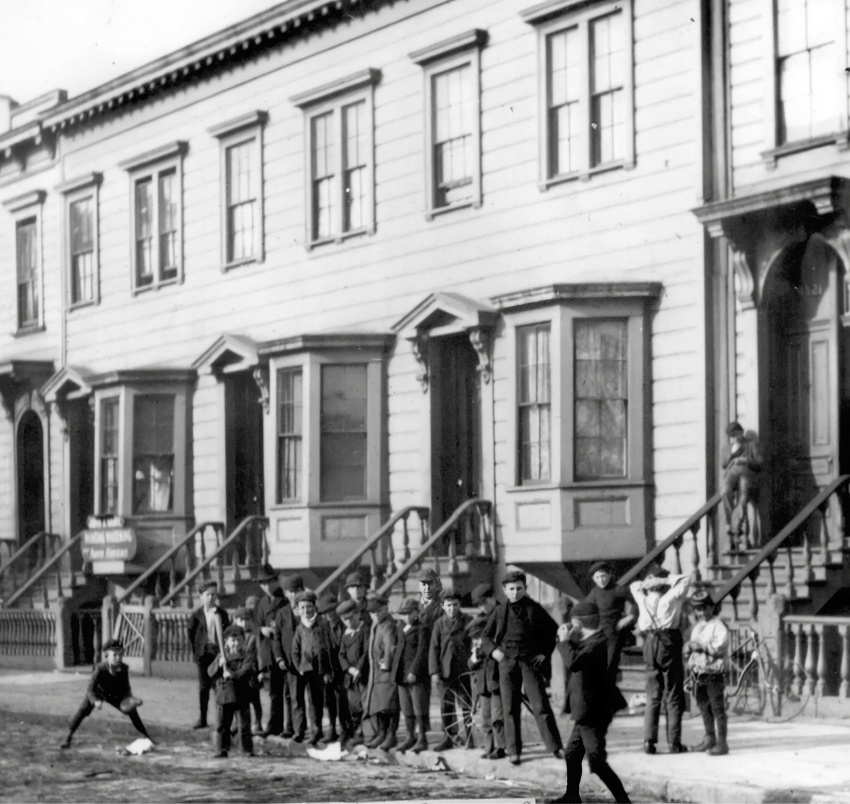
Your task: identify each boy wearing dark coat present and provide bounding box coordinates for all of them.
[363,594,401,749]
[429,590,473,751]
[553,600,630,803]
[337,599,370,748]
[394,597,430,753]
[254,564,287,736]
[292,590,336,746]
[61,638,150,749]
[318,593,350,743]
[482,569,564,765]
[209,624,259,759]
[187,580,230,729]
[234,606,263,735]
[272,574,305,740]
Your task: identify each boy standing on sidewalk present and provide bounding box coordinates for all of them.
[364,594,401,750]
[483,569,563,765]
[685,589,730,755]
[395,597,430,753]
[210,624,259,759]
[552,600,630,804]
[429,590,473,751]
[337,599,370,749]
[187,580,230,730]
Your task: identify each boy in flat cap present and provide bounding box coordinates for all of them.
[234,606,264,735]
[584,561,636,681]
[363,595,401,749]
[253,564,287,737]
[469,585,505,759]
[337,599,370,748]
[416,566,444,729]
[553,600,630,803]
[483,569,563,765]
[209,624,259,758]
[187,580,230,729]
[292,590,336,745]
[318,593,350,743]
[394,597,430,753]
[429,590,473,751]
[61,638,150,749]
[345,571,372,625]
[272,574,304,740]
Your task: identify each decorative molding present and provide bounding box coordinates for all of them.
[521,0,601,25]
[409,29,488,65]
[410,334,430,393]
[259,332,394,358]
[88,367,196,389]
[208,110,268,139]
[290,68,381,108]
[49,398,70,441]
[252,367,270,414]
[193,333,259,376]
[119,140,188,172]
[730,247,756,311]
[492,282,663,312]
[469,328,491,384]
[2,189,46,213]
[56,171,102,195]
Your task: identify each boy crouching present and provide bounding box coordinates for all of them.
[61,638,150,749]
[210,624,259,758]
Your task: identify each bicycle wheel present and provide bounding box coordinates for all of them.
[765,658,810,722]
[442,672,476,748]
[726,660,765,716]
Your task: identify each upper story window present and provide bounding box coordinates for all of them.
[762,0,848,166]
[277,367,303,503]
[291,69,380,248]
[410,30,487,218]
[120,142,187,293]
[209,112,267,270]
[58,173,102,308]
[4,190,46,334]
[518,323,551,483]
[522,0,635,186]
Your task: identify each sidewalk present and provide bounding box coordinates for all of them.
[2,667,849,803]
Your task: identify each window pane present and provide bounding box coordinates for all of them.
[16,219,37,327]
[574,320,627,478]
[159,170,179,280]
[312,112,335,239]
[591,11,625,166]
[226,140,256,261]
[518,324,551,482]
[133,395,175,513]
[433,64,473,207]
[135,178,154,287]
[320,365,368,501]
[548,27,581,176]
[277,368,303,502]
[343,101,368,232]
[70,197,95,303]
[100,398,119,515]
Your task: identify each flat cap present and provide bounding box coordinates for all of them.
[366,595,389,612]
[345,571,368,588]
[103,638,124,653]
[417,567,440,583]
[285,575,305,593]
[295,590,317,606]
[336,599,358,617]
[397,597,420,614]
[502,570,527,586]
[589,561,614,577]
[471,583,494,603]
[317,595,339,614]
[224,624,245,638]
[573,600,599,620]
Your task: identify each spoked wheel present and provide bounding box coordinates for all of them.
[765,659,810,722]
[726,660,765,717]
[443,671,476,748]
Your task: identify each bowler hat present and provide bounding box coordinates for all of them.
[417,567,440,583]
[295,590,317,606]
[502,569,527,586]
[397,597,420,614]
[336,600,357,617]
[224,624,245,638]
[471,583,494,603]
[345,571,368,588]
[691,589,713,608]
[589,561,615,577]
[285,575,305,593]
[258,564,279,584]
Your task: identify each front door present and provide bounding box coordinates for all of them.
[17,411,45,547]
[431,333,481,540]
[766,238,842,533]
[225,372,265,535]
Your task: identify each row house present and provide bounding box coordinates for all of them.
[5,0,848,675]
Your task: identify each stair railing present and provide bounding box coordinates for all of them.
[4,531,85,609]
[711,475,850,621]
[316,506,429,596]
[158,515,269,608]
[0,531,62,601]
[378,499,493,597]
[618,492,724,588]
[114,521,225,604]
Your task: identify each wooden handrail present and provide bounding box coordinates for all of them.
[116,521,224,603]
[315,506,429,596]
[159,515,268,607]
[5,531,83,608]
[378,499,491,596]
[712,475,850,606]
[0,531,60,582]
[618,492,723,587]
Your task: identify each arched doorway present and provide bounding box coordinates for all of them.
[17,410,45,546]
[761,236,845,536]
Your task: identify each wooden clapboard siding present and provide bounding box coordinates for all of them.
[0,422,13,542]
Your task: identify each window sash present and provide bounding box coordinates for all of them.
[225,139,257,262]
[518,324,552,483]
[100,398,120,515]
[277,368,303,503]
[320,364,368,502]
[16,219,38,327]
[574,319,628,479]
[132,395,175,514]
[70,197,95,304]
[432,64,474,207]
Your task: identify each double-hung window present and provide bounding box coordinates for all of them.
[100,397,120,515]
[209,112,267,269]
[518,324,551,483]
[58,173,102,307]
[411,30,487,218]
[120,141,186,292]
[523,0,635,185]
[3,190,45,333]
[133,395,175,514]
[277,368,303,503]
[292,69,379,247]
[320,364,368,502]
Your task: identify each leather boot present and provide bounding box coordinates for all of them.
[379,714,398,751]
[412,718,429,754]
[708,715,728,755]
[690,734,716,752]
[366,714,387,749]
[397,717,418,753]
